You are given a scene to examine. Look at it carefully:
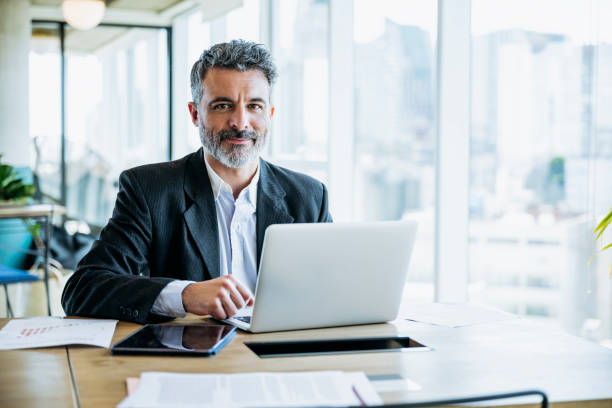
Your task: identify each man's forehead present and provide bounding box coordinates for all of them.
[202,68,270,99]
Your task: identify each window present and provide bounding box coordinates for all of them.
[29,24,169,226]
[353,0,437,301]
[226,0,260,41]
[261,0,437,300]
[267,0,329,183]
[64,26,169,225]
[469,0,612,339]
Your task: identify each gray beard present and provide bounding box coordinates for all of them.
[199,125,266,169]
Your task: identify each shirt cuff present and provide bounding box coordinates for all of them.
[151,280,195,317]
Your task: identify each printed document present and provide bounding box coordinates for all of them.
[118,371,381,408]
[403,302,519,328]
[0,317,117,349]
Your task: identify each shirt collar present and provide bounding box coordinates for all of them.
[204,156,259,207]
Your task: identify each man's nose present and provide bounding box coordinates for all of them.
[229,106,250,130]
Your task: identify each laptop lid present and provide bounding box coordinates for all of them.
[230,220,417,333]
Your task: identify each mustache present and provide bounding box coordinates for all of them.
[217,129,258,141]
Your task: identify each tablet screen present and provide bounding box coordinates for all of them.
[111,324,236,356]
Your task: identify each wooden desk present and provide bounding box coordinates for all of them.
[2,316,612,408]
[68,316,612,408]
[0,320,75,408]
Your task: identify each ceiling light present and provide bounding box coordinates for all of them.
[62,0,106,31]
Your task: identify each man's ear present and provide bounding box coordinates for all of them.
[187,102,199,126]
[270,106,275,118]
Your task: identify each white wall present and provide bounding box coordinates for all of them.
[0,0,31,166]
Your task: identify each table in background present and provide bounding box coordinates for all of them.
[0,204,66,315]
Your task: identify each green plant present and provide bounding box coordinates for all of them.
[593,207,612,278]
[0,154,35,202]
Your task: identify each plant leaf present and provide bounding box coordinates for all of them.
[596,224,611,240]
[0,172,17,188]
[602,242,612,252]
[0,156,35,201]
[0,165,12,181]
[594,208,612,234]
[26,223,40,239]
[595,211,612,240]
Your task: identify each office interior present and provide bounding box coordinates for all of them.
[0,0,611,349]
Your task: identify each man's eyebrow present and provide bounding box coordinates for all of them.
[208,97,233,106]
[248,97,267,105]
[207,96,268,107]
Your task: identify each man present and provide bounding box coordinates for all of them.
[61,40,332,324]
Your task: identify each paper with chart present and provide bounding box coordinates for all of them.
[0,317,117,349]
[118,370,382,408]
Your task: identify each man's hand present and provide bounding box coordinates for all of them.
[181,276,254,319]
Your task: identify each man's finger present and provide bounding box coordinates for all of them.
[219,289,238,318]
[234,279,254,304]
[210,298,227,320]
[227,285,246,310]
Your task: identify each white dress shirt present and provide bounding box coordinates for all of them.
[151,158,259,317]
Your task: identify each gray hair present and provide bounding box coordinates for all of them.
[190,39,278,107]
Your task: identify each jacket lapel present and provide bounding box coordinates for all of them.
[256,159,294,267]
[183,149,221,280]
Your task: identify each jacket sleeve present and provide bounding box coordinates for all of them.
[318,183,333,223]
[61,169,174,324]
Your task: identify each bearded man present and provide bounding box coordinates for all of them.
[61,40,332,323]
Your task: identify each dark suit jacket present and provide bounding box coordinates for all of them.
[61,148,331,323]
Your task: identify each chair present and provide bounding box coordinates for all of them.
[0,264,41,318]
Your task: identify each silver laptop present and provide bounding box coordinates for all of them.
[223,220,418,333]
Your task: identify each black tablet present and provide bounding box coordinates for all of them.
[111,324,236,356]
[245,336,429,358]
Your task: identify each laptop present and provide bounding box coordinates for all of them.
[223,220,418,333]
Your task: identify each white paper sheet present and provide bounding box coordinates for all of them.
[403,302,519,328]
[118,371,382,408]
[0,317,118,349]
[370,377,422,392]
[345,372,384,405]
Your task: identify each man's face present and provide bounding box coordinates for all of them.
[188,68,273,169]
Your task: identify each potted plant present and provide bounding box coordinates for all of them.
[0,154,35,204]
[594,207,612,277]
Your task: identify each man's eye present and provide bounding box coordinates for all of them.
[249,104,264,111]
[213,103,231,110]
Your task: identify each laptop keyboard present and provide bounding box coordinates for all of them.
[233,316,251,323]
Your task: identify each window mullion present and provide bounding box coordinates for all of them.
[435,0,471,302]
[328,0,355,221]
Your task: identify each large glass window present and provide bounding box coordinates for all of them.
[267,0,329,183]
[30,24,170,227]
[470,0,612,340]
[226,0,261,41]
[353,0,437,301]
[64,26,169,226]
